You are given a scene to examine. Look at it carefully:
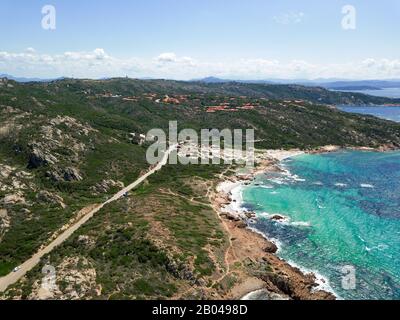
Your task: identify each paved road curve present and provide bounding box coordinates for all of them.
[0,145,176,293]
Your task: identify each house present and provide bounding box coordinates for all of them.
[238,103,256,110]
[162,95,181,104]
[129,133,146,145]
[129,133,156,145]
[205,105,230,112]
[122,97,138,102]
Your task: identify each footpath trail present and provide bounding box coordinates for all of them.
[0,145,176,293]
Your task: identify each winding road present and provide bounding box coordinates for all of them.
[0,145,176,293]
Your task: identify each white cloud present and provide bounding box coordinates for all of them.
[361,58,400,74]
[0,48,399,80]
[63,48,110,61]
[155,52,196,67]
[25,47,36,53]
[273,12,305,25]
[156,52,178,63]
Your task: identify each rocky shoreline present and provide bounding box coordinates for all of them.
[212,149,337,300]
[310,143,400,154]
[213,144,400,300]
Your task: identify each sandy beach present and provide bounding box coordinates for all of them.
[211,148,336,300]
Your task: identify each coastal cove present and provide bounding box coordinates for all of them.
[230,150,400,300]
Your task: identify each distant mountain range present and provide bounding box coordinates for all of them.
[0,74,64,83]
[2,73,400,91]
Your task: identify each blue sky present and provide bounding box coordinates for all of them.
[1,0,399,79]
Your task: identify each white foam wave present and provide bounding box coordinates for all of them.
[217,181,247,219]
[335,183,348,187]
[285,259,341,299]
[258,212,272,218]
[258,212,312,228]
[241,289,289,300]
[268,178,286,185]
[233,156,338,298]
[366,244,389,252]
[248,221,337,298]
[360,183,374,188]
[260,185,274,189]
[291,221,312,227]
[246,224,282,253]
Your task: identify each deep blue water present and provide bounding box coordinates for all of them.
[242,151,400,300]
[338,105,400,122]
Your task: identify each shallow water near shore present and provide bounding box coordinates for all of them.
[242,150,400,300]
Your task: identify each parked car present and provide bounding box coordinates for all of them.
[13,266,21,273]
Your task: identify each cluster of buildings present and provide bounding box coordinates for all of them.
[128,132,157,145]
[91,90,286,113]
[155,95,190,105]
[205,102,259,113]
[96,92,122,98]
[93,91,191,105]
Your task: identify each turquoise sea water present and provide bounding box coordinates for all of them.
[242,151,400,299]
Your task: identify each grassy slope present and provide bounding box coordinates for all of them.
[1,78,400,298]
[4,78,400,148]
[52,78,400,105]
[0,81,149,275]
[2,164,228,300]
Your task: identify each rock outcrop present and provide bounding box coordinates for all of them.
[263,242,278,254]
[36,191,66,209]
[259,254,336,300]
[0,208,10,238]
[77,235,95,248]
[270,214,286,221]
[28,146,58,169]
[46,167,83,182]
[28,256,101,300]
[62,167,83,182]
[92,179,124,194]
[2,192,26,205]
[166,260,197,284]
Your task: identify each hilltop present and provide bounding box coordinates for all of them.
[2,77,400,150]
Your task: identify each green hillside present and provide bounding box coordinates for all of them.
[1,77,400,299]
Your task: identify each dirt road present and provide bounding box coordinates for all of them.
[0,145,176,293]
